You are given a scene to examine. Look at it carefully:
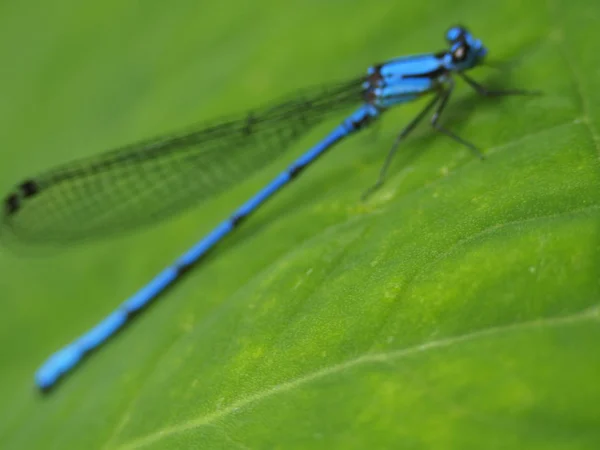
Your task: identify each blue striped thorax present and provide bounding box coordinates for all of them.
[363,26,487,109]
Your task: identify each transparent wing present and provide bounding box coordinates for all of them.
[2,78,365,244]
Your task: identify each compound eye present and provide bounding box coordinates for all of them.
[446,25,467,43]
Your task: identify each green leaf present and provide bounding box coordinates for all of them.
[1,0,599,448]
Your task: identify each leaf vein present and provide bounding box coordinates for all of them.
[116,305,600,450]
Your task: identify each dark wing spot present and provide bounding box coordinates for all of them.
[4,193,20,215]
[20,179,39,197]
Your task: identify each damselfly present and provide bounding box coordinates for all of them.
[1,26,535,391]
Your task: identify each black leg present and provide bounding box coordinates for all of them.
[430,77,484,160]
[459,72,541,97]
[362,94,441,200]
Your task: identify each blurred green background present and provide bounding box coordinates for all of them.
[1,0,599,449]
